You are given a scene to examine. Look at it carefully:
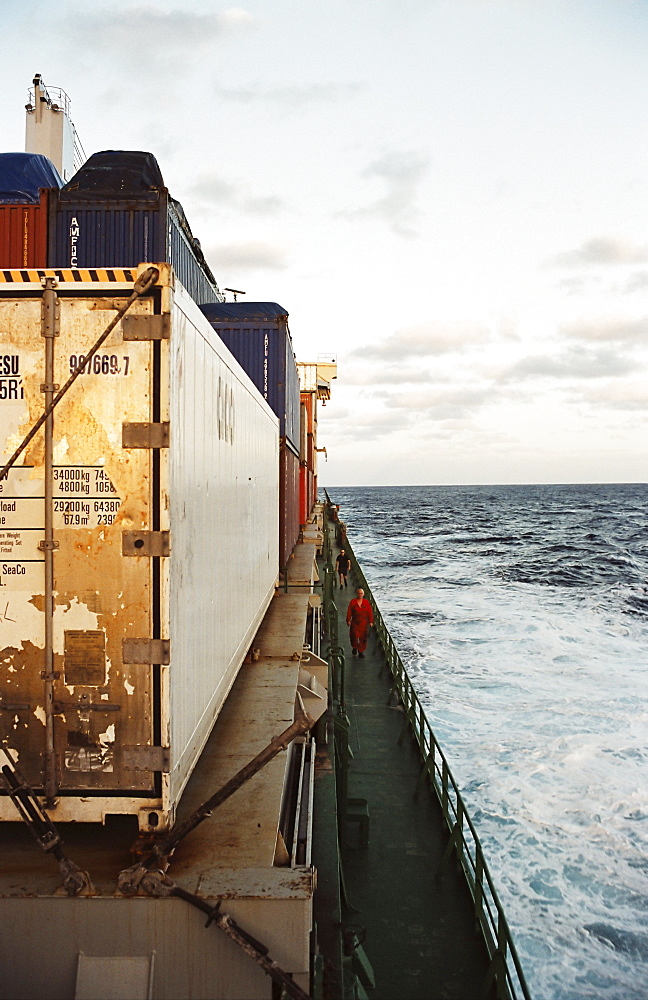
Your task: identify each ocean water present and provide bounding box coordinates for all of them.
[328,484,648,1000]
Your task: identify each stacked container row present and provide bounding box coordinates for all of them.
[0,151,223,309]
[299,392,317,524]
[0,153,62,267]
[200,302,302,567]
[48,151,223,306]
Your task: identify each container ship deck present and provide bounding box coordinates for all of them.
[0,78,531,1000]
[0,507,531,1000]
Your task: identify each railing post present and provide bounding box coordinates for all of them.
[474,847,484,935]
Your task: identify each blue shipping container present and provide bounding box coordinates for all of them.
[199,302,301,454]
[48,151,223,306]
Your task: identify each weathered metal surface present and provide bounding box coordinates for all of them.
[0,269,280,825]
[122,313,171,341]
[122,421,170,449]
[0,282,154,798]
[122,530,171,557]
[123,744,171,773]
[122,637,170,664]
[0,895,311,1000]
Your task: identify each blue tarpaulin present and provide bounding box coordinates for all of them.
[200,302,288,322]
[0,152,63,204]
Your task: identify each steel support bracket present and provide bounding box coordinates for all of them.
[122,745,171,772]
[38,539,59,551]
[122,314,171,341]
[123,638,170,664]
[122,531,170,557]
[122,422,170,449]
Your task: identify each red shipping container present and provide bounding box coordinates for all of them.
[0,191,49,267]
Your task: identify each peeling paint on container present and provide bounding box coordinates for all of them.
[0,266,279,827]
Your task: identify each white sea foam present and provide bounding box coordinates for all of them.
[333,483,648,1000]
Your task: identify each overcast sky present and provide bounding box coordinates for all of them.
[2,0,647,485]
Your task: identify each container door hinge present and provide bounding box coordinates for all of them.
[122,531,170,557]
[122,422,170,449]
[122,638,170,665]
[122,314,171,341]
[122,745,171,773]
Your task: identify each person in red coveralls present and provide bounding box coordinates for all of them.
[346,588,374,658]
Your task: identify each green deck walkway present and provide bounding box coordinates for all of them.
[320,555,494,1000]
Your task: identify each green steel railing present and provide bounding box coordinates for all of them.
[322,497,532,1000]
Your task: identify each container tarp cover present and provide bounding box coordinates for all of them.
[201,302,289,323]
[0,153,63,203]
[61,150,165,197]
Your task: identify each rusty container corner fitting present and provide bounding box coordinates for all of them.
[0,152,63,268]
[0,265,279,830]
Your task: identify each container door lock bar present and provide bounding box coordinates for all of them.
[0,746,94,896]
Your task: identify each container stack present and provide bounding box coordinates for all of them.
[297,360,336,524]
[200,302,302,568]
[48,151,224,306]
[299,388,317,524]
[0,153,63,267]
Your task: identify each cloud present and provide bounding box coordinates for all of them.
[186,174,285,216]
[383,387,489,420]
[341,364,434,386]
[499,346,637,382]
[561,316,648,345]
[624,272,648,294]
[548,237,648,268]
[212,81,362,110]
[341,150,430,237]
[352,320,488,361]
[323,409,411,442]
[68,5,254,64]
[579,385,648,411]
[205,240,289,272]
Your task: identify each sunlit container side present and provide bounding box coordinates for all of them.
[47,150,224,306]
[0,265,278,830]
[0,153,62,267]
[280,441,300,568]
[199,302,301,454]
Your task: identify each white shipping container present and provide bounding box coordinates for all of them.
[0,264,279,829]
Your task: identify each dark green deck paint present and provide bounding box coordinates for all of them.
[326,572,494,1000]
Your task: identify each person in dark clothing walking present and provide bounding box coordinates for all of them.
[335,549,350,588]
